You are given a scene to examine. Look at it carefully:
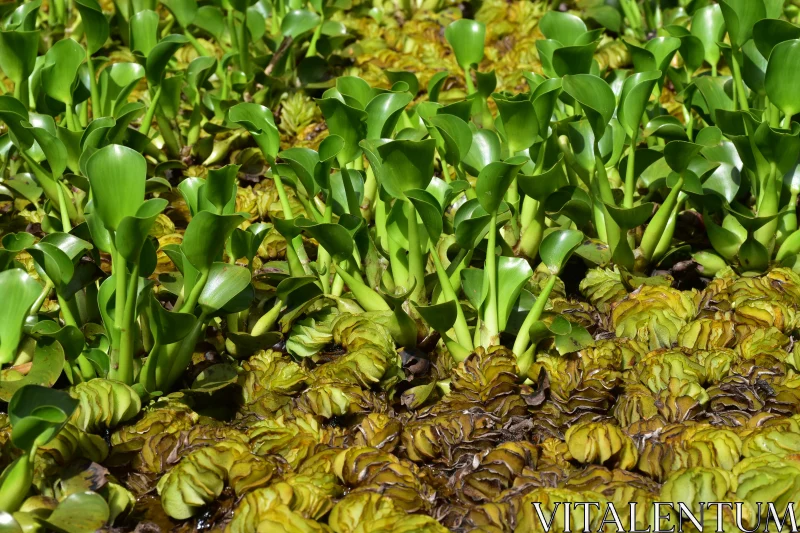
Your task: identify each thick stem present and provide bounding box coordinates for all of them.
[179,270,208,313]
[482,211,499,347]
[317,204,332,294]
[86,54,100,118]
[139,340,161,393]
[624,136,637,208]
[430,243,473,351]
[56,181,72,231]
[594,155,620,248]
[306,22,323,58]
[518,199,546,260]
[754,162,779,251]
[731,52,749,111]
[250,299,282,336]
[0,454,32,513]
[238,12,249,76]
[512,275,557,357]
[406,201,425,303]
[463,68,475,95]
[640,176,684,261]
[140,85,162,137]
[29,279,54,316]
[117,262,140,385]
[163,312,208,391]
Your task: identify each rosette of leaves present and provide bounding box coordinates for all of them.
[401,411,498,468]
[659,467,733,528]
[675,425,743,471]
[247,413,323,469]
[298,380,386,419]
[635,349,707,394]
[578,267,628,313]
[286,316,334,359]
[742,426,800,457]
[333,446,435,513]
[226,472,343,533]
[238,349,309,408]
[328,492,448,533]
[564,421,638,469]
[436,346,527,420]
[514,488,609,533]
[68,379,141,434]
[677,318,737,350]
[733,455,800,526]
[135,424,250,475]
[459,441,539,503]
[109,406,199,464]
[158,441,284,520]
[612,383,661,427]
[352,413,401,453]
[611,286,698,350]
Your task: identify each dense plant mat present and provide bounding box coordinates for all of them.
[3,0,800,531]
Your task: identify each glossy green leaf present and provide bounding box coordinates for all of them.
[0,30,39,91]
[406,188,443,243]
[461,128,501,176]
[365,91,413,140]
[198,263,252,314]
[362,138,435,200]
[476,156,527,214]
[9,384,76,453]
[562,74,616,140]
[86,144,146,231]
[445,19,485,71]
[42,38,85,105]
[539,229,584,274]
[281,9,320,38]
[539,11,587,46]
[316,98,367,166]
[75,0,109,55]
[145,34,189,85]
[618,71,661,138]
[0,269,42,365]
[182,212,245,274]
[497,256,533,332]
[493,92,538,154]
[691,4,726,68]
[719,0,766,50]
[766,39,800,118]
[42,491,110,533]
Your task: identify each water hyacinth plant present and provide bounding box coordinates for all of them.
[2,0,800,530]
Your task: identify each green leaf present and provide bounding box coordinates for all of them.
[365,90,413,140]
[385,70,419,96]
[161,0,198,28]
[618,71,661,138]
[413,300,457,334]
[552,42,598,77]
[719,0,766,50]
[198,263,252,314]
[753,18,800,58]
[9,385,77,453]
[27,242,74,289]
[74,0,109,55]
[766,39,800,118]
[445,19,485,71]
[205,164,239,214]
[86,144,146,231]
[691,4,726,68]
[406,189,443,243]
[497,256,533,332]
[295,218,357,261]
[361,138,435,200]
[562,74,616,140]
[316,98,367,166]
[0,30,39,90]
[604,202,655,230]
[539,11,587,46]
[42,38,85,105]
[427,71,449,103]
[130,10,159,57]
[540,229,584,274]
[41,491,110,533]
[191,363,238,392]
[281,9,321,38]
[492,92,538,154]
[182,212,245,274]
[145,34,189,85]
[0,270,42,365]
[476,155,527,214]
[462,128,501,176]
[664,140,703,173]
[115,198,168,263]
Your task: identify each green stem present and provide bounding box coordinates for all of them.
[117,262,140,385]
[57,293,79,327]
[463,67,475,95]
[624,136,637,208]
[29,279,53,316]
[0,454,32,513]
[238,12,249,76]
[595,155,619,247]
[335,262,390,311]
[317,205,332,294]
[406,201,425,303]
[512,275,557,357]
[640,176,684,261]
[730,52,749,111]
[250,299,282,336]
[140,85,162,137]
[139,340,161,393]
[430,243,473,351]
[306,22,323,58]
[56,180,72,231]
[518,199,546,260]
[65,101,78,131]
[482,211,499,347]
[163,312,208,391]
[179,271,209,313]
[755,162,779,251]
